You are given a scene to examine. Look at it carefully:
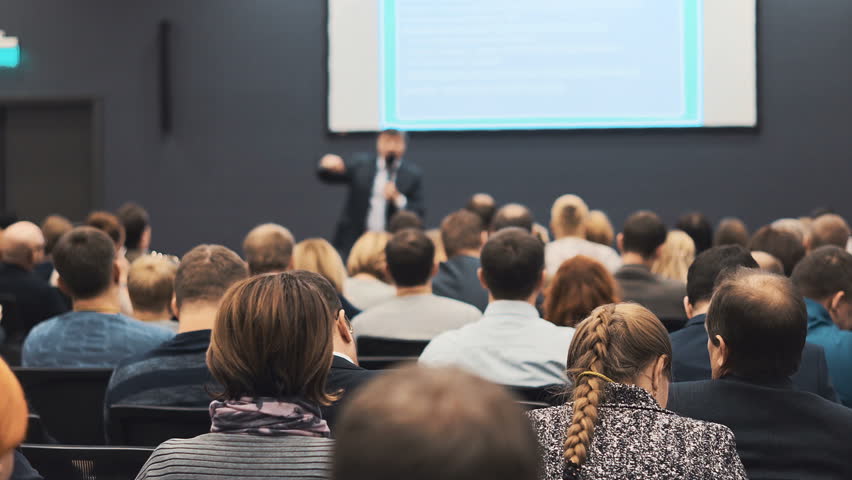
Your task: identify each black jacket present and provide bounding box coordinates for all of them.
[0,263,67,342]
[668,376,852,480]
[318,153,424,254]
[322,355,378,431]
[614,264,686,326]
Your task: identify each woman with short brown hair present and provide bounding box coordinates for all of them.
[543,256,619,327]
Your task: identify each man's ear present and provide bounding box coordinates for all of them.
[385,266,395,285]
[477,267,487,290]
[430,262,439,278]
[113,260,122,285]
[683,296,694,319]
[479,231,488,248]
[170,294,179,319]
[830,291,846,311]
[337,309,354,344]
[713,335,728,368]
[57,276,72,297]
[616,233,624,253]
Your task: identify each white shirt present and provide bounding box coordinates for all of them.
[545,236,622,275]
[419,300,576,387]
[354,293,481,341]
[366,156,407,232]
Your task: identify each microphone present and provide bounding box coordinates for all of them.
[385,154,397,180]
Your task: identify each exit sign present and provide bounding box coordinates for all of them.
[0,31,20,68]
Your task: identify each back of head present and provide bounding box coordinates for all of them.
[714,217,749,248]
[584,210,615,247]
[334,365,539,480]
[771,218,808,246]
[751,251,784,275]
[85,211,126,248]
[388,210,424,233]
[706,269,807,379]
[809,214,851,250]
[242,223,295,275]
[465,193,496,227]
[687,245,759,305]
[675,212,713,254]
[116,203,150,251]
[544,256,619,327]
[791,246,852,301]
[40,215,73,256]
[347,231,391,280]
[289,270,343,315]
[175,245,248,308]
[621,211,667,259]
[0,221,45,268]
[491,203,534,233]
[0,358,27,461]
[650,230,695,283]
[481,227,544,300]
[293,239,347,293]
[749,226,805,276]
[128,255,178,314]
[441,209,485,258]
[208,272,335,404]
[53,227,116,300]
[385,229,434,287]
[550,194,589,238]
[563,303,671,468]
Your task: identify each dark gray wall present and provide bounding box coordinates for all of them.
[1,1,850,256]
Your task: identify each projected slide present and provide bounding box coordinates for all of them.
[329,0,756,132]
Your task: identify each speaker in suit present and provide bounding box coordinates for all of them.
[322,354,378,431]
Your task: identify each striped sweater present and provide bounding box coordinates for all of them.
[135,433,334,479]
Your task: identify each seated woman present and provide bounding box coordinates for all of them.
[294,238,361,318]
[136,273,336,479]
[651,230,695,283]
[543,256,619,327]
[527,303,746,480]
[344,232,395,310]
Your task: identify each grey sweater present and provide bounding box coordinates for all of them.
[135,433,334,479]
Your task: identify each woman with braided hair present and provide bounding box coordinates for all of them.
[527,303,747,480]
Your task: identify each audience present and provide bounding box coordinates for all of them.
[676,212,713,254]
[750,225,805,276]
[343,231,394,310]
[293,270,377,429]
[751,250,785,274]
[669,245,836,400]
[136,273,335,479]
[105,245,248,412]
[650,230,695,283]
[242,223,294,275]
[432,209,489,310]
[35,214,72,282]
[22,227,173,367]
[584,209,615,247]
[668,269,852,480]
[293,238,360,318]
[0,358,39,480]
[491,203,534,232]
[791,246,852,406]
[335,366,538,480]
[808,214,850,250]
[354,229,481,340]
[0,222,67,350]
[117,202,152,263]
[543,256,619,327]
[387,210,423,233]
[614,211,686,325]
[420,228,575,387]
[545,194,621,275]
[126,255,179,332]
[465,192,497,228]
[714,217,749,247]
[529,303,745,480]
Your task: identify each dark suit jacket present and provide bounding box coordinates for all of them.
[322,355,378,431]
[432,255,488,311]
[615,264,686,326]
[318,153,425,254]
[671,314,838,401]
[668,376,852,480]
[0,263,68,341]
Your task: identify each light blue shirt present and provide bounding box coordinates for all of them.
[419,300,575,387]
[805,298,852,407]
[23,311,175,368]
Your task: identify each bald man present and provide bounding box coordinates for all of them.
[0,222,68,354]
[242,223,295,276]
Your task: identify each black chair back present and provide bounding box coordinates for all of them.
[0,293,23,365]
[357,336,429,357]
[508,384,566,406]
[21,444,154,480]
[107,405,210,447]
[25,413,52,444]
[14,367,113,445]
[358,356,418,370]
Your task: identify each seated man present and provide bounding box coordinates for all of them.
[105,245,248,409]
[545,194,621,274]
[242,223,295,276]
[35,214,73,282]
[355,229,481,340]
[432,210,489,311]
[334,365,538,480]
[464,193,496,228]
[420,228,575,387]
[672,245,836,400]
[127,255,179,332]
[0,222,67,346]
[791,246,852,406]
[117,203,152,263]
[614,211,686,325]
[668,269,852,480]
[22,227,174,367]
[808,214,851,250]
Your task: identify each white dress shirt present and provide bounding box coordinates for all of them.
[418,300,575,387]
[366,156,408,232]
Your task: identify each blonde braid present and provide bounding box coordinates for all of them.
[563,305,613,469]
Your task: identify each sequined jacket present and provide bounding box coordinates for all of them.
[527,383,748,480]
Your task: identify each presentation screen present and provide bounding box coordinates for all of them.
[328,0,757,132]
